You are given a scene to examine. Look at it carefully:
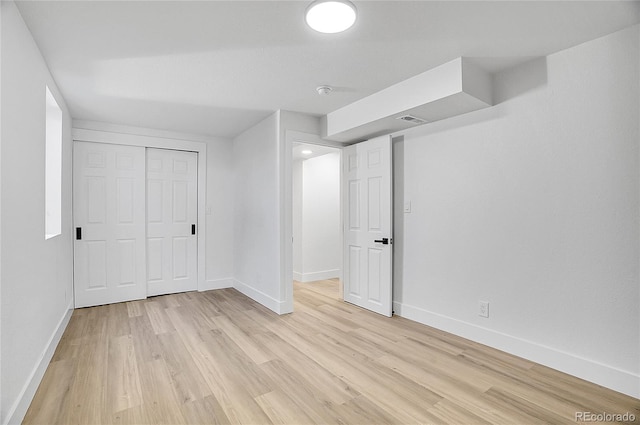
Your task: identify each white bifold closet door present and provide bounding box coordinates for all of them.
[74,142,198,308]
[146,148,198,296]
[73,142,147,308]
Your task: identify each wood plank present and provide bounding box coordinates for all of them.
[258,358,355,423]
[254,391,316,425]
[106,334,143,414]
[210,315,276,364]
[24,280,640,425]
[126,300,144,318]
[143,301,175,335]
[180,396,231,425]
[21,359,77,425]
[252,331,360,405]
[136,358,187,424]
[157,331,212,404]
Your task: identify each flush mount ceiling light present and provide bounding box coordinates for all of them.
[316,85,333,95]
[305,0,357,34]
[301,149,313,155]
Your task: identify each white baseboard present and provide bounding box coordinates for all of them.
[297,269,340,283]
[393,301,640,399]
[233,279,287,315]
[293,271,303,281]
[4,302,74,425]
[199,278,233,292]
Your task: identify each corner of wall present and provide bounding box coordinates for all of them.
[394,300,640,399]
[232,279,289,315]
[1,2,75,423]
[3,304,72,425]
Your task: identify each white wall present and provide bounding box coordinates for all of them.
[296,152,341,282]
[233,112,283,311]
[204,136,235,287]
[233,110,321,313]
[1,2,74,423]
[394,25,639,398]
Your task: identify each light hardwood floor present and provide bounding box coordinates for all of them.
[24,279,639,424]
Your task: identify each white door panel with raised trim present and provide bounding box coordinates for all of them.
[146,148,198,296]
[343,135,393,316]
[73,142,147,308]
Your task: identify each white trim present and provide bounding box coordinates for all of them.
[72,120,219,145]
[393,300,640,399]
[199,278,234,292]
[4,303,73,425]
[287,130,346,148]
[297,269,341,283]
[292,271,303,281]
[233,279,287,315]
[72,127,208,295]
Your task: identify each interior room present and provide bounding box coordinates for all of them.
[292,142,341,282]
[1,1,639,424]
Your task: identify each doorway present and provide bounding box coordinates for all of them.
[284,131,394,317]
[292,142,343,301]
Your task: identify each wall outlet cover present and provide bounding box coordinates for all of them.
[479,300,489,318]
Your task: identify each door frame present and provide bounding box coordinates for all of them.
[283,130,347,313]
[72,127,207,294]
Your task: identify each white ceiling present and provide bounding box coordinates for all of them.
[16,1,640,140]
[293,142,340,161]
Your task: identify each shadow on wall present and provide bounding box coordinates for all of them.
[492,57,549,104]
[392,135,405,305]
[396,56,549,140]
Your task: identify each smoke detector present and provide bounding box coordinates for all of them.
[316,85,333,96]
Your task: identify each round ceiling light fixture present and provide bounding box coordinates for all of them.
[316,85,333,95]
[305,0,357,34]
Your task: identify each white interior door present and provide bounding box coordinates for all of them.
[73,142,147,308]
[146,148,198,296]
[343,135,393,317]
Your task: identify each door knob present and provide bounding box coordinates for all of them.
[374,238,390,245]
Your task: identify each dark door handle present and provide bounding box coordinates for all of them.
[374,238,390,245]
[76,227,82,240]
[191,224,196,235]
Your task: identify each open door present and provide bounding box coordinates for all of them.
[343,135,393,316]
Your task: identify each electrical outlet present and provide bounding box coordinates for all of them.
[479,301,489,318]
